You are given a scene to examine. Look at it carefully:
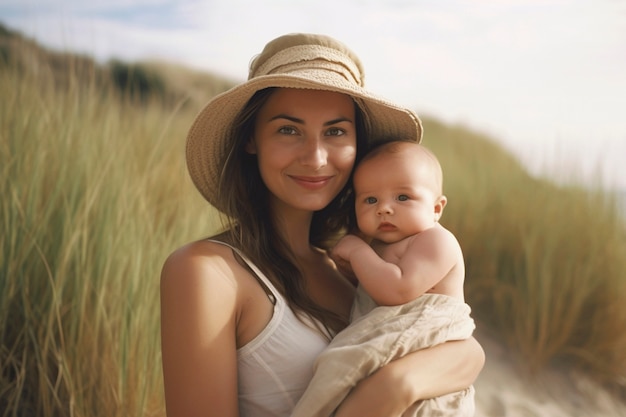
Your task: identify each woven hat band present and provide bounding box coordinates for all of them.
[251,45,364,86]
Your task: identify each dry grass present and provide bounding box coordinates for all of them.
[0,46,221,416]
[425,119,626,388]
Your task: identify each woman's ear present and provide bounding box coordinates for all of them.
[244,137,257,154]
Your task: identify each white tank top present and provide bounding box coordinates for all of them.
[213,241,331,417]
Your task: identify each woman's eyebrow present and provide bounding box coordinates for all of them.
[269,114,303,124]
[268,115,353,126]
[324,117,353,126]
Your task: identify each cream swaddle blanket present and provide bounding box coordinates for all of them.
[292,287,476,417]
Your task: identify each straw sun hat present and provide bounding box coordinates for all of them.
[186,32,423,209]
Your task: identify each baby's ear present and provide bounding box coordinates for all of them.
[244,137,257,154]
[434,195,447,220]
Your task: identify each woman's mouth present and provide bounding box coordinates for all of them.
[289,175,333,190]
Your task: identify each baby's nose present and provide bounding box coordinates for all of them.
[376,203,393,215]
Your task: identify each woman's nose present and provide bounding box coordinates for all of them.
[300,137,328,169]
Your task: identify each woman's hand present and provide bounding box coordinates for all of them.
[334,338,485,417]
[334,363,415,417]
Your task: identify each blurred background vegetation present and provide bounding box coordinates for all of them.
[1,22,625,417]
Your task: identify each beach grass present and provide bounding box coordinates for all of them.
[0,45,220,416]
[427,120,626,387]
[1,26,625,416]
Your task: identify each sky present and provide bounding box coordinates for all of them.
[2,0,625,190]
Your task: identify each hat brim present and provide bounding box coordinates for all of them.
[186,70,423,210]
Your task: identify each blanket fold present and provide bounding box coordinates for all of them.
[291,291,475,417]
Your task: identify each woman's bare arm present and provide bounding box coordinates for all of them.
[334,337,484,417]
[160,243,240,417]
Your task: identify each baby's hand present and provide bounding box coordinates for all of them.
[330,234,367,284]
[333,256,357,284]
[331,235,365,264]
[330,235,360,284]
[330,235,367,284]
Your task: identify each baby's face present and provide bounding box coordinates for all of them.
[353,148,443,244]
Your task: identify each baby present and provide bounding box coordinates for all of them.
[292,140,475,417]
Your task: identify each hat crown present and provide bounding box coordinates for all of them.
[248,33,365,87]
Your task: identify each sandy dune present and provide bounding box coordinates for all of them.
[474,327,626,417]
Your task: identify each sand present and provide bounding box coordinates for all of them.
[474,327,626,417]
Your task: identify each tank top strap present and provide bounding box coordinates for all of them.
[206,239,278,304]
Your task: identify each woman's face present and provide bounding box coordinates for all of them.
[247,88,357,213]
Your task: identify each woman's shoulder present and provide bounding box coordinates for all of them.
[160,238,243,292]
[165,238,236,261]
[164,237,235,263]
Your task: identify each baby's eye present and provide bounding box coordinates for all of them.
[325,127,345,136]
[397,194,409,201]
[278,126,298,135]
[365,196,377,204]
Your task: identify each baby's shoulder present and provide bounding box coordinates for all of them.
[408,224,463,257]
[413,223,457,244]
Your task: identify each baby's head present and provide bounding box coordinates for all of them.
[357,140,443,193]
[353,140,447,242]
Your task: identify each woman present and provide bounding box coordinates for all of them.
[160,33,484,417]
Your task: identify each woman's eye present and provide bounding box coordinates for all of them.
[365,197,377,204]
[326,127,345,136]
[398,194,409,201]
[278,126,298,135]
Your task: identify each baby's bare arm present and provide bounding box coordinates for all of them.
[335,226,463,306]
[393,225,464,300]
[331,235,399,301]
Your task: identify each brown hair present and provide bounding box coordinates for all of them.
[213,87,368,334]
[358,140,444,195]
